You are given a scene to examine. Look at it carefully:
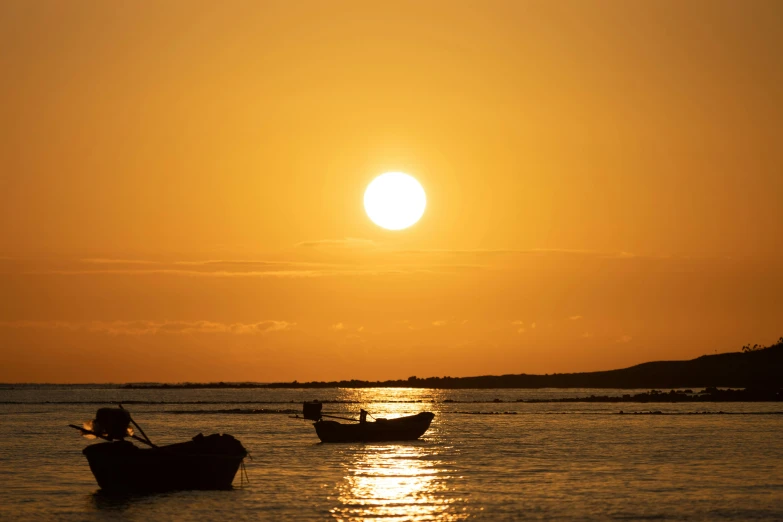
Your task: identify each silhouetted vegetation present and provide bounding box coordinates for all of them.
[522,387,781,403]
[743,337,782,352]
[123,338,783,391]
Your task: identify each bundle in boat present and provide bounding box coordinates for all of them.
[71,407,247,493]
[302,402,435,443]
[303,401,323,421]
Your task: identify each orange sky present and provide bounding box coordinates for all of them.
[1,1,781,383]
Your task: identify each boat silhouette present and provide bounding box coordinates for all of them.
[70,407,247,493]
[302,402,435,443]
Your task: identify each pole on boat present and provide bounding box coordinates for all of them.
[68,424,156,447]
[68,424,112,442]
[119,404,157,448]
[290,413,360,422]
[300,402,364,422]
[321,413,361,422]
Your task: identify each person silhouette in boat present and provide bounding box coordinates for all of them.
[360,409,368,424]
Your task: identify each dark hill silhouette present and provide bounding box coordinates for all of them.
[262,338,783,389]
[123,338,783,390]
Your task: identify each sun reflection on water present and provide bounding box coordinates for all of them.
[330,389,468,521]
[331,445,468,521]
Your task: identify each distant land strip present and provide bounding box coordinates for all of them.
[121,341,783,391]
[1,388,781,404]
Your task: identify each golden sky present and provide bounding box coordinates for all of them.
[1,1,781,382]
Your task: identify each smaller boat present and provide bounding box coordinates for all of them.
[302,402,435,443]
[70,407,247,493]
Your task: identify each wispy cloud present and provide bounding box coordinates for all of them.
[396,248,634,258]
[80,258,160,265]
[569,315,583,321]
[82,258,329,268]
[296,238,377,249]
[19,255,476,278]
[25,264,480,278]
[616,335,633,343]
[330,322,345,331]
[30,269,327,278]
[512,320,536,329]
[172,260,291,267]
[12,246,656,280]
[0,320,295,335]
[432,320,448,327]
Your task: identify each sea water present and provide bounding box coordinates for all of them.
[0,386,781,521]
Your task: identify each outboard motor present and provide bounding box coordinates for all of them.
[89,408,133,440]
[303,402,323,421]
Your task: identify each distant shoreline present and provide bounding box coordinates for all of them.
[120,342,782,391]
[2,341,781,390]
[0,389,781,404]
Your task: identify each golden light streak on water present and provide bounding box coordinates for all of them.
[330,388,468,521]
[331,445,469,521]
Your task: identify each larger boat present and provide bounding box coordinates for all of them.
[302,402,435,443]
[71,407,248,493]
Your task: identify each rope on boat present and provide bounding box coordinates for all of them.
[239,459,250,487]
[118,403,157,448]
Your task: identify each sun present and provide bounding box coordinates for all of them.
[364,172,426,230]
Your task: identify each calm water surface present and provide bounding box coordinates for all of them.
[0,386,781,520]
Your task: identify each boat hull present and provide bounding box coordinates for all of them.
[83,434,246,493]
[314,412,435,443]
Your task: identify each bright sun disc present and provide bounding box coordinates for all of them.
[364,172,426,230]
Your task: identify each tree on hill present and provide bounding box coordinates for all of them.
[742,337,783,353]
